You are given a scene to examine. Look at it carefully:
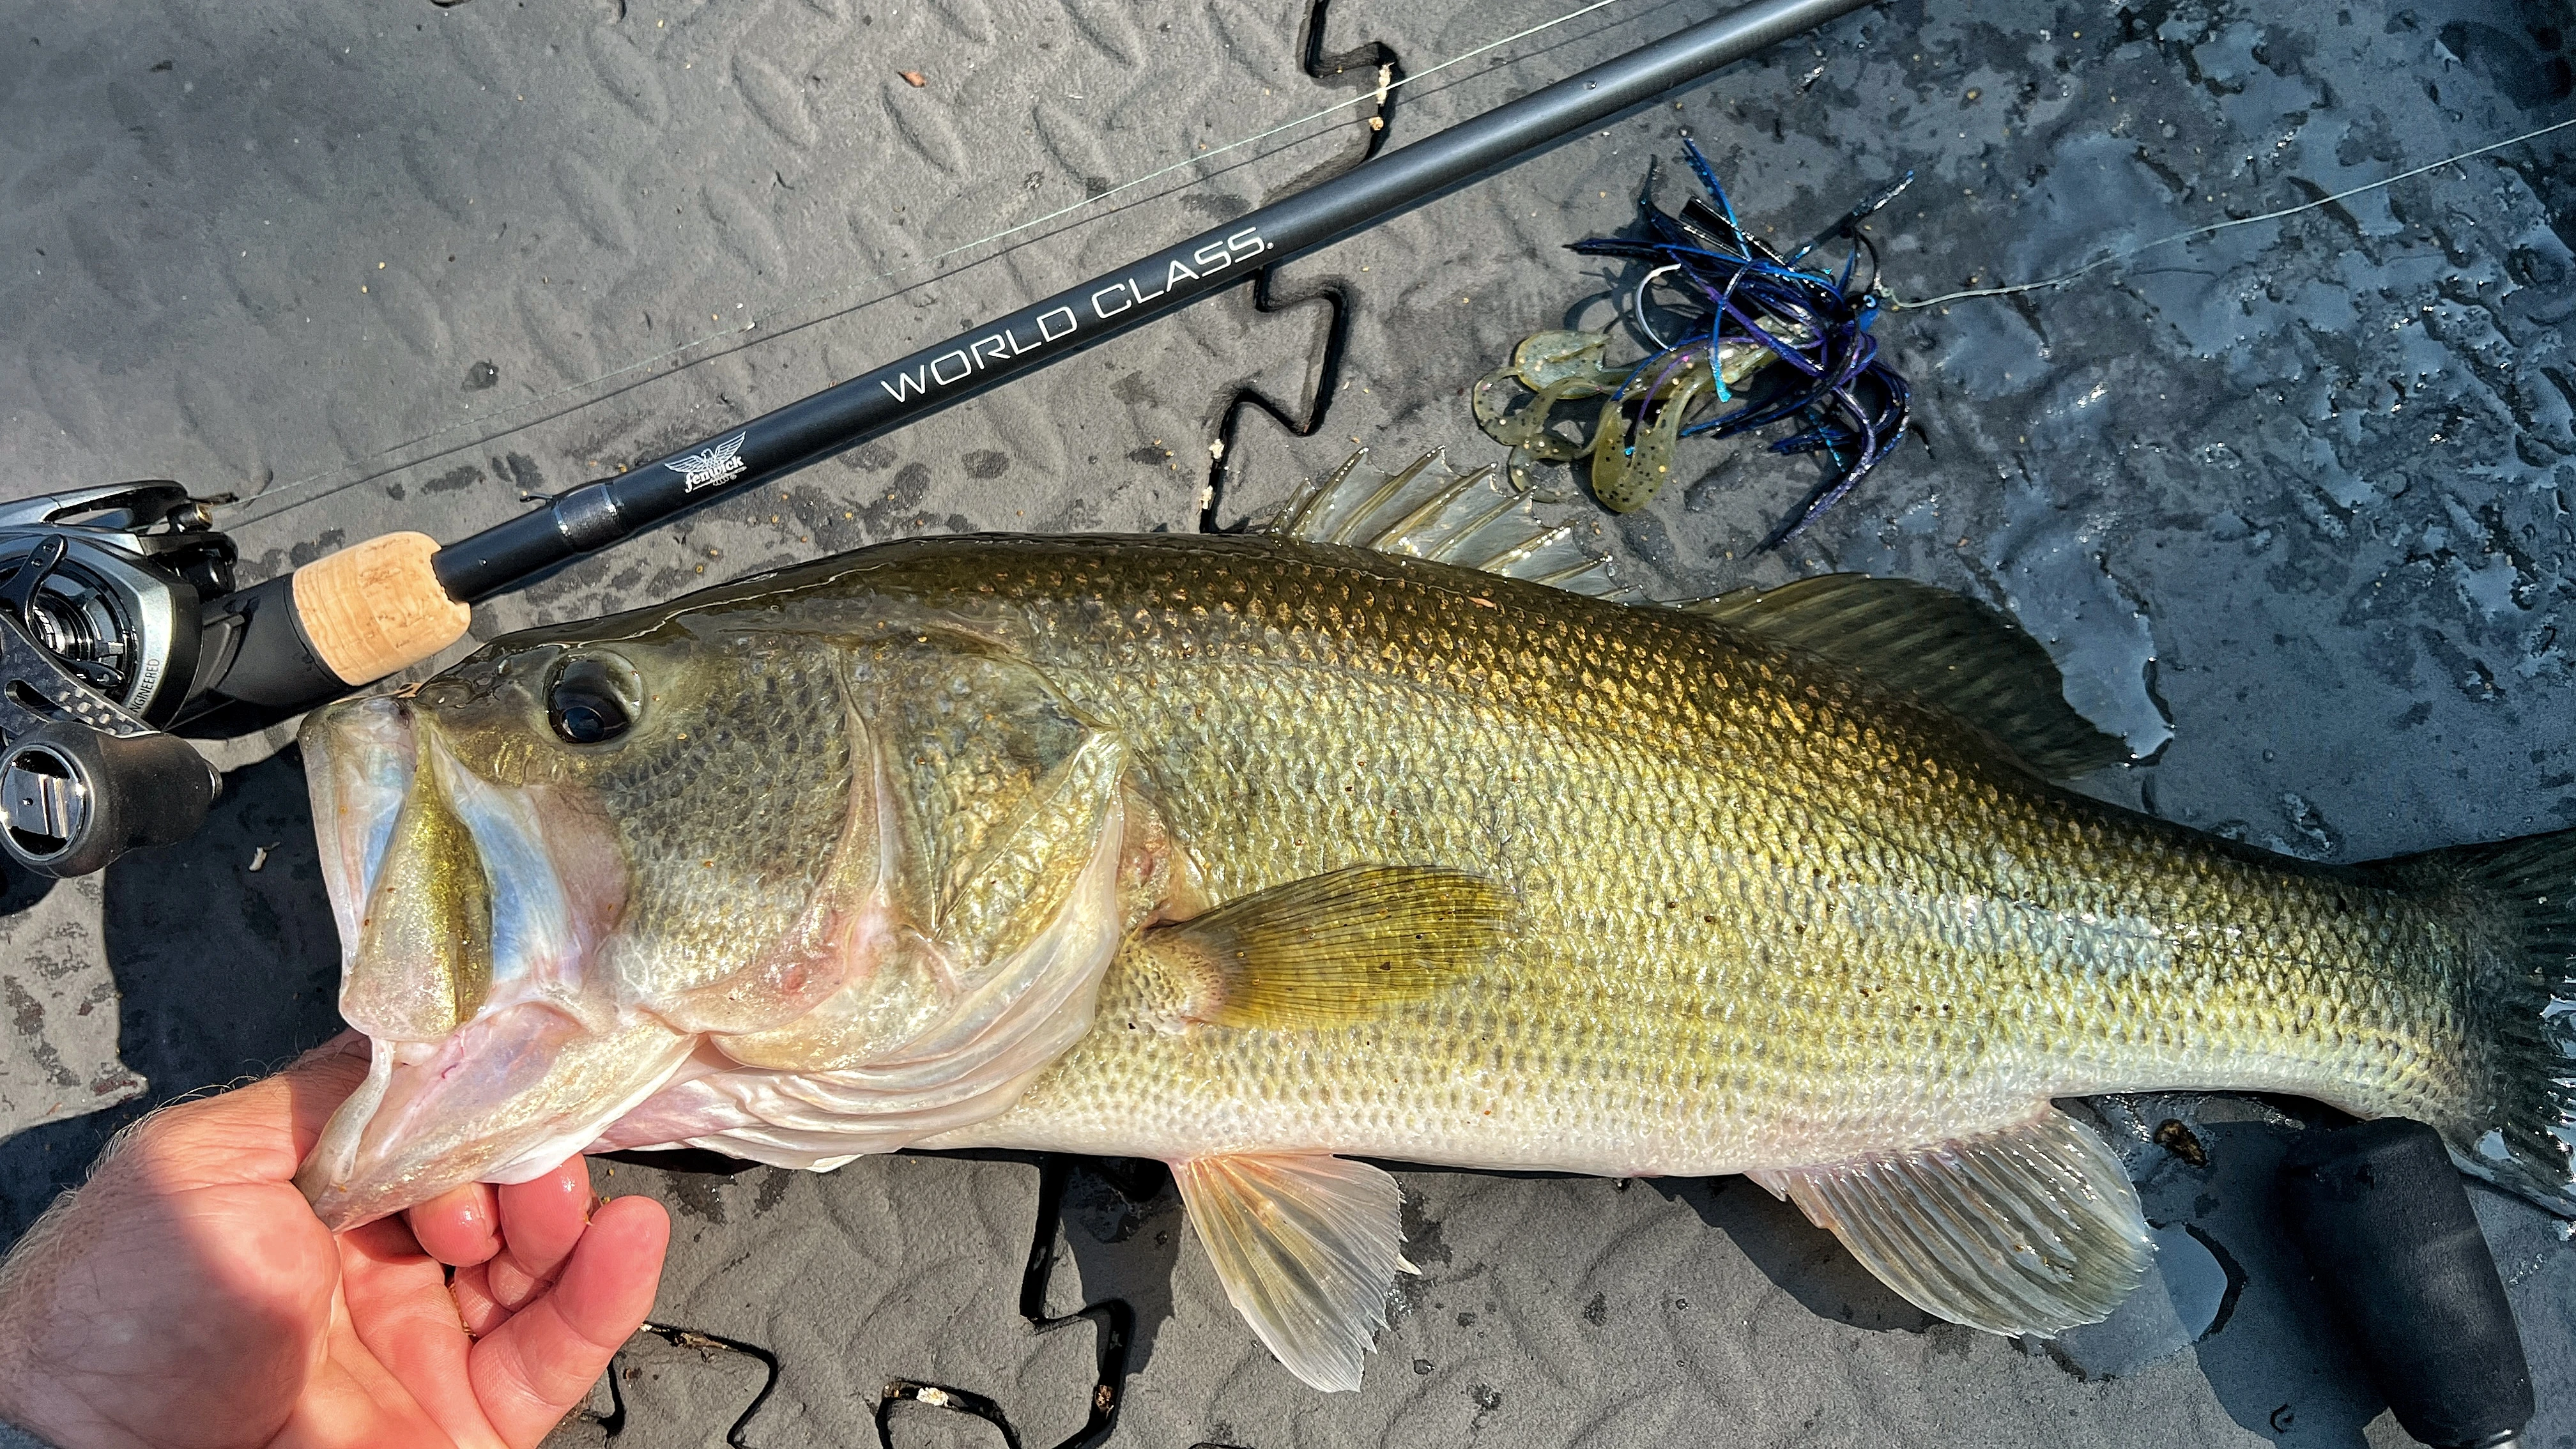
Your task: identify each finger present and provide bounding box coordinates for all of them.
[470,1195,669,1448]
[410,1181,503,1266]
[485,1253,540,1314]
[487,1157,593,1309]
[334,1216,501,1449]
[451,1261,510,1337]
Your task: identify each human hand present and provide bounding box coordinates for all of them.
[0,1034,670,1449]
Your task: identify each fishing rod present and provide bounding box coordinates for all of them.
[429,0,1875,601]
[0,0,1874,878]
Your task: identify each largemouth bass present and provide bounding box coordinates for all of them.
[295,454,2576,1392]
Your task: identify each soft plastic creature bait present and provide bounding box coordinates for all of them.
[1475,142,1913,546]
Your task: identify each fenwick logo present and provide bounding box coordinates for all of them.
[664,433,749,492]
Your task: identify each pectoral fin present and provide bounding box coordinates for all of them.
[1138,865,1511,1031]
[1748,1108,2154,1338]
[1171,1153,1412,1393]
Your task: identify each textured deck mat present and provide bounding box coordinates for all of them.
[3,0,2573,1444]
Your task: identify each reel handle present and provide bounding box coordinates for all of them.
[2280,1117,2533,1449]
[0,723,218,877]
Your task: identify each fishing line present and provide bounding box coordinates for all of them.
[223,0,1665,532]
[1884,114,2576,310]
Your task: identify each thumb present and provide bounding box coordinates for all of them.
[273,1030,376,1156]
[112,1032,374,1190]
[470,1195,671,1447]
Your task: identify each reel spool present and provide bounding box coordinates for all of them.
[0,482,236,724]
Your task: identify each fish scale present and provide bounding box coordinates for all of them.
[585,645,854,1004]
[880,535,2467,1168]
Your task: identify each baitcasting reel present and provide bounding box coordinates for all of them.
[0,482,236,721]
[0,474,465,879]
[0,484,234,876]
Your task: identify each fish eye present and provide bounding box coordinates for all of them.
[546,654,643,746]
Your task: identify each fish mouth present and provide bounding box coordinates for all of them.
[298,1008,693,1229]
[303,691,418,966]
[295,692,674,1230]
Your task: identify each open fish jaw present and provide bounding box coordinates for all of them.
[303,692,415,962]
[294,626,1143,1229]
[296,685,675,1225]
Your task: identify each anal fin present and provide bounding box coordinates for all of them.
[1170,1153,1409,1392]
[1139,864,1510,1031]
[1749,1108,2153,1337]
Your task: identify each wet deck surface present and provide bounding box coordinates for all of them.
[2,0,2572,1444]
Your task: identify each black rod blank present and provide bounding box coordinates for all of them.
[431,0,1874,602]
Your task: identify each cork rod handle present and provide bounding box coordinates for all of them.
[289,532,473,686]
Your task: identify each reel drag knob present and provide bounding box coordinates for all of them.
[0,722,218,877]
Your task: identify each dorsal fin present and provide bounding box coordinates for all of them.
[1262,450,1638,600]
[1680,574,2132,780]
[1261,460,2128,778]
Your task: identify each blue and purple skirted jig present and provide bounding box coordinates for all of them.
[1472,141,1913,549]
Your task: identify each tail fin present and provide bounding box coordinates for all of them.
[2382,829,2576,1211]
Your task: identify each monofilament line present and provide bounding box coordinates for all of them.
[224,0,1649,527]
[1885,114,2576,310]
